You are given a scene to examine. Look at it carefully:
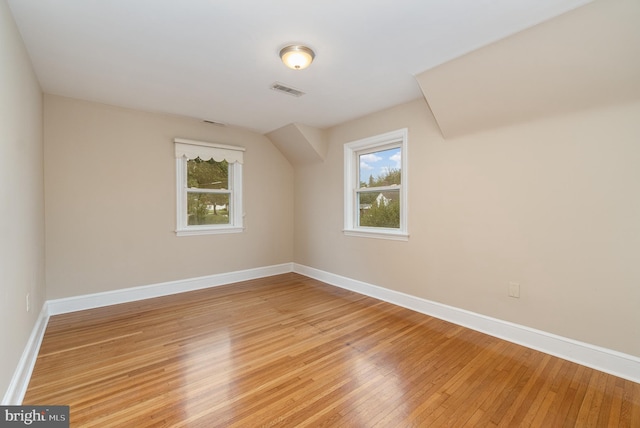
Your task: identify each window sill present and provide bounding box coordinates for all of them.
[343,228,409,241]
[176,226,244,236]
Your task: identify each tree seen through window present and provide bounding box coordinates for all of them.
[358,168,401,228]
[357,147,401,228]
[187,158,230,225]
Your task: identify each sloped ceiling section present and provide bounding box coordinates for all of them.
[266,123,328,166]
[417,0,640,138]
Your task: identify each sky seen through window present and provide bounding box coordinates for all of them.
[359,147,401,185]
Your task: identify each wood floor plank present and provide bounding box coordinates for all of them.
[23,273,640,427]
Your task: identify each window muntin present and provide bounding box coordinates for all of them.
[344,129,408,240]
[175,138,244,236]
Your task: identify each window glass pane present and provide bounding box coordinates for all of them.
[187,192,230,225]
[359,147,401,187]
[358,189,400,228]
[187,158,229,189]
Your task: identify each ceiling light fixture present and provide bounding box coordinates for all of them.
[279,45,315,70]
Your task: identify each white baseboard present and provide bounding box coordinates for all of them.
[4,263,294,404]
[47,263,294,315]
[293,263,640,384]
[7,261,638,405]
[2,304,50,405]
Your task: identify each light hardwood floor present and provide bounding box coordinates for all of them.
[25,273,639,427]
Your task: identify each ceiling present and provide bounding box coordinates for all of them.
[7,0,592,134]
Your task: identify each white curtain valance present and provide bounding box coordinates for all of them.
[174,138,245,164]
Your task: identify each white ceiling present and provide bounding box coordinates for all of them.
[7,0,592,134]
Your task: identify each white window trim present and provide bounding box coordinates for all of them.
[343,128,408,241]
[175,138,245,236]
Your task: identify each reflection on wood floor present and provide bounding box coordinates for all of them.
[25,273,640,427]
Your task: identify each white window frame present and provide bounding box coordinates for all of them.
[343,128,408,241]
[175,138,244,236]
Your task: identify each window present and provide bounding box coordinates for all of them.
[175,138,244,236]
[344,128,408,240]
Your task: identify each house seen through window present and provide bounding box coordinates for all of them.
[358,146,402,228]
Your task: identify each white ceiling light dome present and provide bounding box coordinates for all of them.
[279,45,315,70]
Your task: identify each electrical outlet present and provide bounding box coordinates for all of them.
[26,293,31,312]
[508,282,520,298]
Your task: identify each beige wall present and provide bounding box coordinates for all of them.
[44,95,294,299]
[0,0,45,398]
[294,98,640,357]
[417,0,640,138]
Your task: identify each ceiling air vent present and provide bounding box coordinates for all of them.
[203,120,227,126]
[270,82,305,97]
